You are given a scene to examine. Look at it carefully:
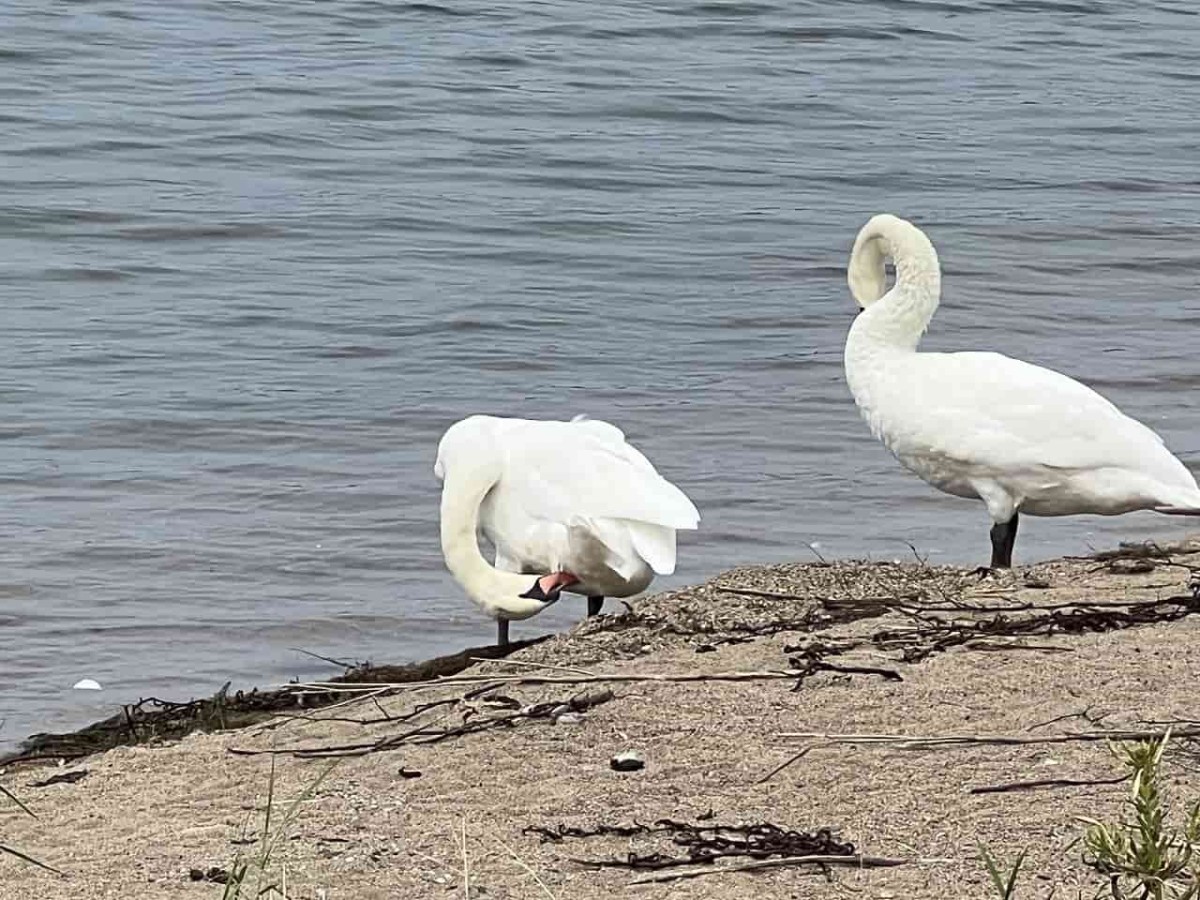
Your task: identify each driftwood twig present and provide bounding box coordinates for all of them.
[968,774,1129,795]
[755,747,813,785]
[627,853,910,885]
[778,727,1200,749]
[292,670,808,695]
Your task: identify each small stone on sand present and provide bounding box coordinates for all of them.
[610,749,644,772]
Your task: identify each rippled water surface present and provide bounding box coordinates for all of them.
[2,0,1199,747]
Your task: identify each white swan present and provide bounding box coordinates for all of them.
[434,414,700,644]
[844,213,1200,568]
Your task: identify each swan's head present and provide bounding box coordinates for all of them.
[847,214,904,309]
[499,570,580,618]
[459,566,582,621]
[847,213,940,312]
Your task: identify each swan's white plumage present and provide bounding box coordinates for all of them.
[435,415,699,603]
[844,214,1200,537]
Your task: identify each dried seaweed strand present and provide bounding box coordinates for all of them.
[528,819,857,875]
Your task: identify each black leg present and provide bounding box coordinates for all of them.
[1006,511,1020,563]
[587,596,604,617]
[497,618,509,647]
[989,512,1019,568]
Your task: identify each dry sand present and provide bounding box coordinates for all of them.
[3,540,1200,899]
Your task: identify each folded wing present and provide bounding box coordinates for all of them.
[881,352,1197,497]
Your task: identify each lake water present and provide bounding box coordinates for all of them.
[2,0,1199,749]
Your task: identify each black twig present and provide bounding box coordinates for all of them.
[969,774,1129,794]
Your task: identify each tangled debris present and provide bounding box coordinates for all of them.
[874,591,1200,663]
[2,637,549,766]
[1087,540,1175,561]
[228,687,616,759]
[774,581,1200,677]
[525,818,857,871]
[786,638,903,685]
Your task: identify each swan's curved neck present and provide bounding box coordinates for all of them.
[847,216,942,353]
[440,463,551,620]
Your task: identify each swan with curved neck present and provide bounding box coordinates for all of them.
[436,415,699,645]
[844,213,1200,568]
[440,456,579,645]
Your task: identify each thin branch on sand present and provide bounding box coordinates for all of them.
[0,783,36,817]
[754,747,813,785]
[968,774,1130,795]
[0,842,65,876]
[715,586,918,606]
[289,647,360,669]
[229,708,459,758]
[459,819,470,900]
[777,727,1200,750]
[292,670,807,696]
[627,853,911,885]
[470,657,595,677]
[494,835,559,900]
[1027,706,1111,731]
[962,641,1073,654]
[895,597,1181,615]
[229,689,616,758]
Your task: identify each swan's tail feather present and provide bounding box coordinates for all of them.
[625,520,678,576]
[1153,483,1200,515]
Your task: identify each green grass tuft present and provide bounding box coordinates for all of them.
[980,844,1026,900]
[1078,730,1200,900]
[220,756,337,899]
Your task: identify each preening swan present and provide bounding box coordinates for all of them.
[435,415,700,645]
[843,213,1200,568]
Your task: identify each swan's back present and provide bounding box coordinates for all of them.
[860,350,1198,504]
[436,414,699,527]
[492,416,699,530]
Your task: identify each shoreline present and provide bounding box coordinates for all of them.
[1,637,551,768]
[2,536,1199,898]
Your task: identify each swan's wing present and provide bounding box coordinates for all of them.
[882,352,1188,482]
[568,415,630,448]
[493,546,528,574]
[496,418,701,531]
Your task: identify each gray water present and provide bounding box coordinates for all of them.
[2,0,1199,749]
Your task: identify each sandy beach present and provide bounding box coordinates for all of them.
[3,538,1200,899]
